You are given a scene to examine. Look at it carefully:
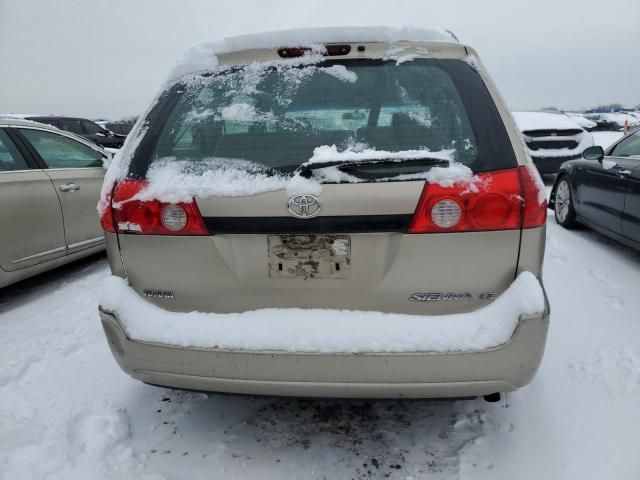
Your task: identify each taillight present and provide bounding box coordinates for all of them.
[518,165,548,228]
[409,166,546,234]
[104,179,207,236]
[100,190,116,233]
[277,44,351,58]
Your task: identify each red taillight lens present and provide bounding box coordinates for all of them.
[409,166,546,234]
[107,179,207,236]
[100,191,116,233]
[518,165,548,228]
[324,44,351,56]
[277,47,310,58]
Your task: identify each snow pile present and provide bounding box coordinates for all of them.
[320,64,357,83]
[305,144,453,165]
[129,158,290,203]
[168,26,458,81]
[114,146,468,204]
[100,271,544,353]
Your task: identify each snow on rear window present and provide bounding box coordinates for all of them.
[124,145,467,204]
[150,59,479,178]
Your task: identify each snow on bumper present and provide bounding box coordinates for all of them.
[98,273,549,398]
[100,272,544,353]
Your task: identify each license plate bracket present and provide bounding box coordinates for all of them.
[268,235,351,279]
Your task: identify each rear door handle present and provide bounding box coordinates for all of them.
[59,183,80,192]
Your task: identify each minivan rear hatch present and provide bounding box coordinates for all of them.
[109,53,544,315]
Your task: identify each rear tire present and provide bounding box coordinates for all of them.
[554,176,578,229]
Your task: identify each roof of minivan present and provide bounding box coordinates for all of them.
[168,26,462,82]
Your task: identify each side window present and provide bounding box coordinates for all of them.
[610,132,640,158]
[59,119,83,135]
[106,123,120,134]
[19,129,103,168]
[0,130,30,171]
[81,120,104,135]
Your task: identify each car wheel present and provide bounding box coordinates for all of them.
[554,176,577,228]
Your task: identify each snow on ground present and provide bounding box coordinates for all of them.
[2,193,640,479]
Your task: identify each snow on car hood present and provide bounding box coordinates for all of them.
[100,271,545,354]
[567,113,597,129]
[512,111,584,132]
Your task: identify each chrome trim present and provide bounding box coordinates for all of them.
[59,183,80,192]
[11,246,67,264]
[67,236,104,250]
[11,236,104,264]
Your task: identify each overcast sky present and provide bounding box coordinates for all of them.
[1,0,638,120]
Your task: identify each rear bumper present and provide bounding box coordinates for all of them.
[99,300,549,399]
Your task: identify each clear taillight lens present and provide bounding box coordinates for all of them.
[430,199,462,228]
[161,204,188,232]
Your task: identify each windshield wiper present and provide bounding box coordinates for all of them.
[295,156,450,178]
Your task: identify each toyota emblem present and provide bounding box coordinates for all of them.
[288,194,321,218]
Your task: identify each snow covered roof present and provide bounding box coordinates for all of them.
[566,113,597,129]
[0,117,60,129]
[168,26,460,82]
[512,111,583,132]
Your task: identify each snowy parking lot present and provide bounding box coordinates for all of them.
[2,133,640,480]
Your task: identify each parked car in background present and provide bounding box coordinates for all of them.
[513,111,594,174]
[550,130,640,251]
[105,122,135,136]
[0,119,108,287]
[16,115,125,149]
[95,120,135,137]
[566,112,597,130]
[98,27,549,401]
[585,112,640,131]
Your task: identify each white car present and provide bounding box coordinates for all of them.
[585,112,640,131]
[512,111,594,173]
[566,112,597,130]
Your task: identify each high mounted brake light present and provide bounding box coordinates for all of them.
[277,44,351,58]
[100,179,207,236]
[408,166,547,234]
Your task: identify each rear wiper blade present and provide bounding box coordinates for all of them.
[296,156,450,179]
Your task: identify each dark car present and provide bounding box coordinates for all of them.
[104,122,134,136]
[24,116,124,149]
[549,130,640,250]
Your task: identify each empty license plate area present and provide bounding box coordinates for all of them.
[268,235,351,279]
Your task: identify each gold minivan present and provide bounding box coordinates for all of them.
[0,119,107,288]
[98,27,549,400]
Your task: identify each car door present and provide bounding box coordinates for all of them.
[613,132,640,241]
[0,128,67,272]
[16,127,107,253]
[575,146,634,235]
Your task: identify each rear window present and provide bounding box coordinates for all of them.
[131,59,516,180]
